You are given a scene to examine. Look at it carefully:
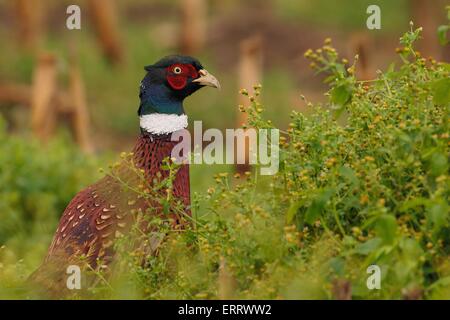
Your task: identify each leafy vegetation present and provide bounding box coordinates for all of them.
[0,122,101,297]
[0,22,449,299]
[88,25,449,299]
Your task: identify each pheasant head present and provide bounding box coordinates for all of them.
[138,55,220,135]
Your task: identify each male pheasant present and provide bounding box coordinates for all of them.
[29,55,220,297]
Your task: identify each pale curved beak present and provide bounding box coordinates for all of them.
[192,69,221,89]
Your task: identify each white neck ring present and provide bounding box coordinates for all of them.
[139,113,188,135]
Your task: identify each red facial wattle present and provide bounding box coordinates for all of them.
[166,63,199,90]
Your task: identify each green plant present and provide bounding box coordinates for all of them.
[84,25,449,299]
[2,22,448,300]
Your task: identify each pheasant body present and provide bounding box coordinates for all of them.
[29,55,219,297]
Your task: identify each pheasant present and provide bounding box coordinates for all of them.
[29,55,220,297]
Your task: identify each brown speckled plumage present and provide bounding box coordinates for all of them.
[29,132,190,296]
[28,54,220,298]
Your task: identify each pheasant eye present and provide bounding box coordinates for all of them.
[173,66,182,74]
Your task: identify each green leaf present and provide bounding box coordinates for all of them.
[432,78,450,105]
[398,197,430,212]
[387,62,396,73]
[375,215,397,245]
[342,235,357,247]
[330,84,352,107]
[442,62,450,72]
[335,64,346,76]
[355,238,382,255]
[324,75,336,84]
[161,199,170,215]
[399,238,422,258]
[286,200,303,224]
[428,276,450,290]
[429,152,448,176]
[305,189,333,224]
[427,202,449,232]
[329,257,345,276]
[339,166,358,185]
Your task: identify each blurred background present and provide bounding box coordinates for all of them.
[0,0,448,149]
[0,0,448,291]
